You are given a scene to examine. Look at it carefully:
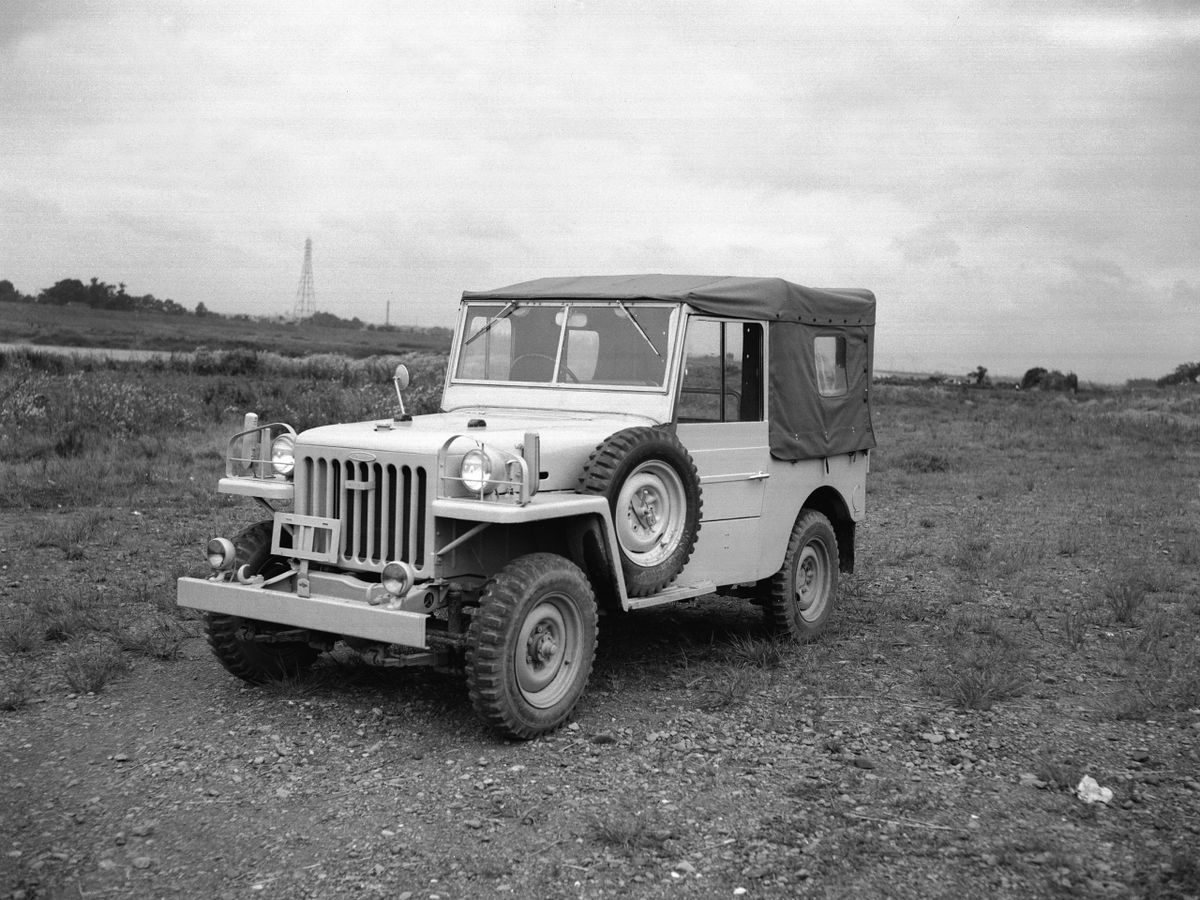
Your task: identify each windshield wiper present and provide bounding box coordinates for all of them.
[617,300,662,359]
[464,301,519,347]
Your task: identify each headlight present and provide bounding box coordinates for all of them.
[460,448,493,493]
[271,433,296,477]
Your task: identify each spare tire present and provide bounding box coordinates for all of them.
[578,427,702,596]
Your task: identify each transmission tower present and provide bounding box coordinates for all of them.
[292,237,317,319]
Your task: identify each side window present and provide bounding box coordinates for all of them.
[680,321,763,423]
[814,335,847,397]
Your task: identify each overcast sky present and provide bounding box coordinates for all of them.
[1,1,1197,381]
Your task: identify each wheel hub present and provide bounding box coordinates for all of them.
[528,624,559,666]
[631,487,660,530]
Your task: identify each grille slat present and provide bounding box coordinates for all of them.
[297,454,429,572]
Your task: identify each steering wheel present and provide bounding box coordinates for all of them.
[510,353,579,384]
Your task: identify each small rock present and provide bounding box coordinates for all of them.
[591,731,618,745]
[921,733,945,745]
[132,857,153,870]
[852,756,877,770]
[464,819,483,830]
[1019,773,1047,789]
[1184,781,1200,793]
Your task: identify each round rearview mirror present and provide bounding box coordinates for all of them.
[393,363,411,390]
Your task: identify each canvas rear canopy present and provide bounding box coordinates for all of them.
[462,275,876,460]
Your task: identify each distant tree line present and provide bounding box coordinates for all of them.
[0,277,190,315]
[0,277,453,341]
[1157,362,1200,387]
[1021,367,1078,392]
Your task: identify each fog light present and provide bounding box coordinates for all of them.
[206,537,236,571]
[382,560,416,597]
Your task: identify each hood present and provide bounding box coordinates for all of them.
[298,408,656,491]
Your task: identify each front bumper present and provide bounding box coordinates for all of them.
[177,577,427,648]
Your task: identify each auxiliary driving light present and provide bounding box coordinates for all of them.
[206,537,236,571]
[382,560,416,597]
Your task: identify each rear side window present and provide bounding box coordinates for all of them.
[814,335,847,397]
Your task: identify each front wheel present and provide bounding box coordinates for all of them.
[760,510,839,641]
[466,553,598,739]
[204,521,319,682]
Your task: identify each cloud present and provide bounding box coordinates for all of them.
[891,227,961,265]
[0,0,1197,382]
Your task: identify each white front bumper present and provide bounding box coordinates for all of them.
[177,577,427,648]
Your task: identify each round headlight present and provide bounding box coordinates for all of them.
[206,537,236,571]
[460,448,491,493]
[271,433,296,476]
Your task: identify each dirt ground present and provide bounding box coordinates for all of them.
[3,385,1200,899]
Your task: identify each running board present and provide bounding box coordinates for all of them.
[623,581,717,611]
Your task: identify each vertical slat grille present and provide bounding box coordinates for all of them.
[297,454,428,571]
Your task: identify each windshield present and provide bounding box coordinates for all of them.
[454,302,674,388]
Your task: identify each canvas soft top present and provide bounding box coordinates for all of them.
[462,274,875,328]
[462,274,876,460]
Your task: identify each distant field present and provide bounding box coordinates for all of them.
[0,302,451,358]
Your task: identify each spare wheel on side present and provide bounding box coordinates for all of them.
[578,426,702,597]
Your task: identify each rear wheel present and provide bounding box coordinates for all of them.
[760,510,839,640]
[204,521,319,682]
[466,553,598,739]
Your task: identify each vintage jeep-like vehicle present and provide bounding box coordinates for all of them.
[178,275,876,738]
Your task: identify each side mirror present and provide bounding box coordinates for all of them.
[393,363,411,391]
[392,364,411,419]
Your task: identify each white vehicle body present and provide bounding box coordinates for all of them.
[178,275,876,737]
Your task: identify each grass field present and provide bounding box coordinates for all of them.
[0,301,451,358]
[1,348,1198,898]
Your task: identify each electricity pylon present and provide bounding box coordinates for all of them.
[292,237,316,319]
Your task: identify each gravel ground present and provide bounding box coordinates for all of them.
[4,385,1200,899]
[4,592,1199,900]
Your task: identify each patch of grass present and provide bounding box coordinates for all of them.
[1103,578,1146,624]
[724,634,788,669]
[29,509,107,554]
[947,532,992,578]
[1033,750,1081,792]
[62,641,128,694]
[1174,537,1200,567]
[586,803,668,854]
[25,588,116,643]
[1061,605,1090,651]
[701,666,756,710]
[1056,528,1084,557]
[0,665,34,711]
[0,609,43,654]
[114,615,191,660]
[939,613,1031,710]
[894,449,954,473]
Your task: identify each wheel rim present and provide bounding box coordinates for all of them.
[515,594,584,709]
[794,539,833,622]
[615,461,686,567]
